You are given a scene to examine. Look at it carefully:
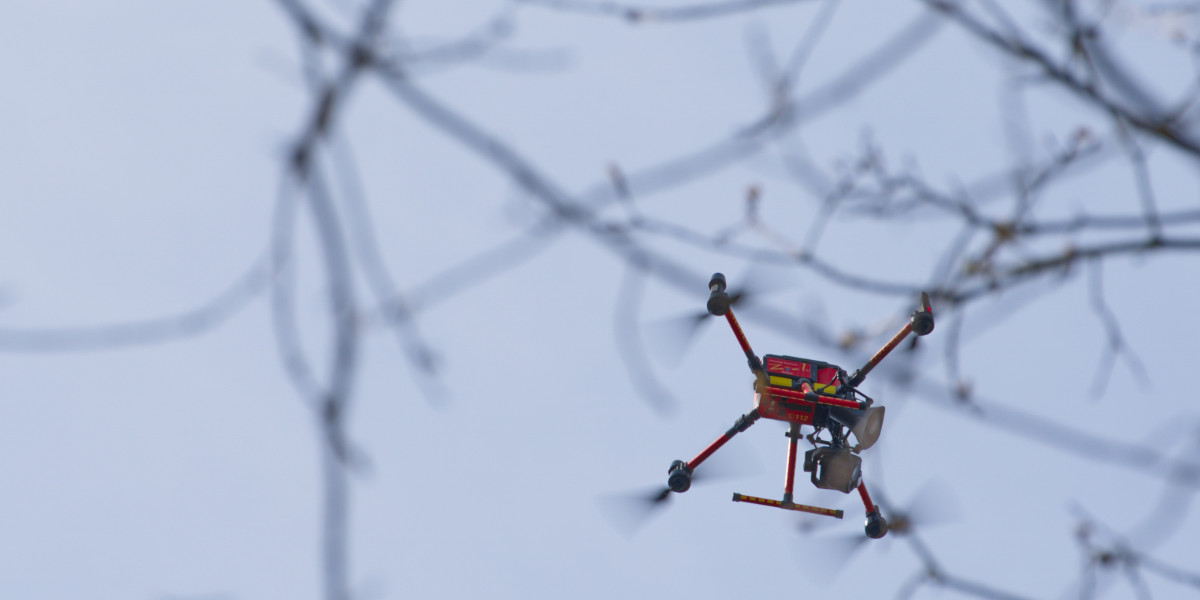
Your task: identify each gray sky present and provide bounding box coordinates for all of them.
[2,1,1198,599]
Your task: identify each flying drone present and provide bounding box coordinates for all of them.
[661,273,934,539]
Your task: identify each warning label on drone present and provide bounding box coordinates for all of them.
[765,356,811,378]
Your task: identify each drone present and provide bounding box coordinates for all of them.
[662,273,934,539]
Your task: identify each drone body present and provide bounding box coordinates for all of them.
[664,273,934,539]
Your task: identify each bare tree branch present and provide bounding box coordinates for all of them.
[0,254,270,352]
[922,0,1200,158]
[514,0,814,24]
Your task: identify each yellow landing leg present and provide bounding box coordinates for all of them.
[732,493,844,518]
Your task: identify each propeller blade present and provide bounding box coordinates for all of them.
[597,486,675,538]
[695,452,763,485]
[795,530,870,582]
[730,261,795,307]
[899,479,963,531]
[600,443,763,537]
[644,310,712,365]
[794,511,845,536]
[644,266,794,364]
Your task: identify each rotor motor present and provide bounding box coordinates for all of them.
[706,272,731,316]
[667,459,692,493]
[865,509,889,539]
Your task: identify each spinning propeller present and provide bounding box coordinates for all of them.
[796,480,961,578]
[645,268,789,364]
[600,443,762,537]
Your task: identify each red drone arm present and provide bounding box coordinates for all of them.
[707,273,765,374]
[847,292,934,387]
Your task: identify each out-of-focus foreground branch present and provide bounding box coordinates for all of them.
[3,1,1199,598]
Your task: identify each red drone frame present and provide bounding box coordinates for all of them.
[664,273,934,539]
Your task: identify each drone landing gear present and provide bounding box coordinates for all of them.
[731,493,844,518]
[732,422,847,518]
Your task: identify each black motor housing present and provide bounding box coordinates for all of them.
[865,509,889,539]
[707,273,731,316]
[667,459,692,493]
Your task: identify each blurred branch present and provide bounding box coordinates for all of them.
[917,379,1200,486]
[327,132,447,404]
[936,573,1037,600]
[370,221,563,316]
[1071,504,1200,597]
[1140,553,1200,589]
[625,210,923,296]
[369,52,734,301]
[276,3,395,600]
[175,1,1200,598]
[740,11,944,136]
[0,253,271,353]
[803,479,1035,600]
[271,180,325,407]
[797,311,1200,489]
[923,0,1200,158]
[1085,260,1148,396]
[613,266,678,415]
[986,236,1200,284]
[341,6,944,356]
[385,7,515,66]
[342,8,946,315]
[514,0,813,23]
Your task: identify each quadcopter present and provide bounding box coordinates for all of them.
[662,273,934,539]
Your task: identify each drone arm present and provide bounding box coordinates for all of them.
[847,292,935,388]
[724,309,765,374]
[858,481,889,539]
[857,481,878,514]
[707,273,764,374]
[686,408,761,472]
[666,408,761,493]
[846,322,914,388]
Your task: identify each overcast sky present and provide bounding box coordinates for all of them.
[2,1,1199,599]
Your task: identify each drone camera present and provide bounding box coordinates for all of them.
[667,459,692,493]
[804,448,862,493]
